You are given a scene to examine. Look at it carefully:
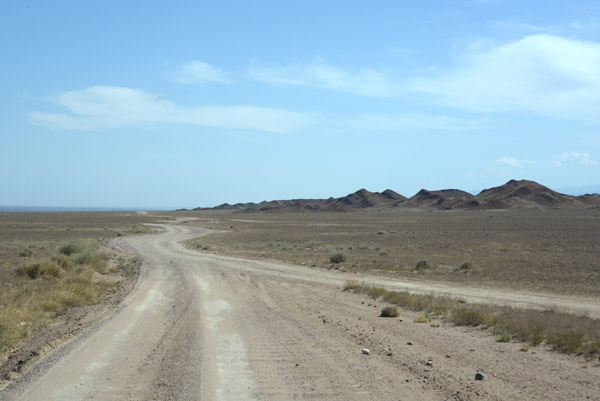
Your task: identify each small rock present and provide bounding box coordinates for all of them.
[362,348,370,355]
[426,360,433,366]
[475,373,484,381]
[407,341,413,345]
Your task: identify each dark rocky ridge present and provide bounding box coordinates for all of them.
[192,179,600,212]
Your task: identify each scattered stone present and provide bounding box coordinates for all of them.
[475,373,484,381]
[407,341,413,345]
[426,360,433,366]
[362,348,370,355]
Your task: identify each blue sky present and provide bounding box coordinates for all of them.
[2,1,600,209]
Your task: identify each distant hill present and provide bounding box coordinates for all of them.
[193,179,600,212]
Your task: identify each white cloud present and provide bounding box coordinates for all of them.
[409,34,600,124]
[553,152,598,166]
[172,60,231,84]
[495,157,535,168]
[248,58,399,97]
[351,113,486,131]
[28,86,314,133]
[251,35,600,124]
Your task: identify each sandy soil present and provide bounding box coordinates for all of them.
[1,222,599,400]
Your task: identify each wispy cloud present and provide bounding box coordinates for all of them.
[495,157,535,168]
[409,34,600,124]
[351,113,486,131]
[553,152,598,166]
[248,58,399,97]
[28,86,314,133]
[570,19,600,31]
[251,35,600,125]
[171,60,231,84]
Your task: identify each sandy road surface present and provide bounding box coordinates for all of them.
[1,223,599,400]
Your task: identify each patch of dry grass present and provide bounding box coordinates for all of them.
[344,281,600,355]
[0,212,159,356]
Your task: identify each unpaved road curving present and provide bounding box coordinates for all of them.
[1,223,599,400]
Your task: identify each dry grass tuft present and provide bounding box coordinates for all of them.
[344,281,600,355]
[414,314,432,323]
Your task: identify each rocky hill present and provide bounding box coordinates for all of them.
[192,179,600,212]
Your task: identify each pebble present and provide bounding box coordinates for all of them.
[362,348,370,355]
[407,341,413,345]
[475,373,484,381]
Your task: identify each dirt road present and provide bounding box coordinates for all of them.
[1,222,599,400]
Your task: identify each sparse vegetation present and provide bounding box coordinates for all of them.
[186,239,212,251]
[414,314,432,323]
[180,209,600,297]
[0,212,157,356]
[329,252,347,264]
[457,262,472,271]
[380,306,399,317]
[59,243,80,256]
[415,260,430,270]
[344,281,600,355]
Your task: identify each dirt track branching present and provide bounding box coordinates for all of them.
[344,281,600,355]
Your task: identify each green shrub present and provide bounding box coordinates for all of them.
[380,306,399,317]
[496,332,512,342]
[330,252,347,264]
[415,260,430,270]
[59,243,80,256]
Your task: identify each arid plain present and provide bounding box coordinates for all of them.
[0,208,599,400]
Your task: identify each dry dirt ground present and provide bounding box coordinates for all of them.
[178,209,600,297]
[1,221,599,400]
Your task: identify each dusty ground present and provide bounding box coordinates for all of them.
[1,221,598,400]
[175,209,600,296]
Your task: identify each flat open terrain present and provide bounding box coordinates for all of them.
[0,211,599,400]
[177,209,600,297]
[1,221,599,400]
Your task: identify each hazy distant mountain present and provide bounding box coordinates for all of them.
[193,179,600,212]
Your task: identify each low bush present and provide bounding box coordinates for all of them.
[380,306,399,317]
[415,260,429,270]
[59,243,80,256]
[20,260,63,279]
[330,252,347,264]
